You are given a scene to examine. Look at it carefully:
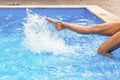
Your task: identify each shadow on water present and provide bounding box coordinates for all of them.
[109,48,120,62]
[110,56,120,62]
[103,55,120,62]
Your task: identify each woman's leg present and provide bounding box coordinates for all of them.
[46,18,120,36]
[97,31,120,57]
[61,22,120,35]
[91,22,120,36]
[46,18,120,57]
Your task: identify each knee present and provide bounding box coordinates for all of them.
[97,47,112,57]
[97,46,106,55]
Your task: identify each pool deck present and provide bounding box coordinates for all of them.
[0,0,120,22]
[0,5,119,23]
[0,0,120,18]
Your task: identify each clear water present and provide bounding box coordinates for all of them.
[0,8,120,80]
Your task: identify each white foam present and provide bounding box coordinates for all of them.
[22,9,76,55]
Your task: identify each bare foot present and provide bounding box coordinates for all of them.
[46,17,65,31]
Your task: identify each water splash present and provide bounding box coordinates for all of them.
[22,9,76,55]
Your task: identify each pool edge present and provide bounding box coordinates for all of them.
[0,5,119,22]
[86,5,120,23]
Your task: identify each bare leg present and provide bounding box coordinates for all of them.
[62,22,120,36]
[46,18,120,57]
[46,17,120,36]
[91,22,120,36]
[97,31,120,57]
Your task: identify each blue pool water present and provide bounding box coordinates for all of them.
[0,8,120,80]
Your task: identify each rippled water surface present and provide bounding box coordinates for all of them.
[0,8,120,80]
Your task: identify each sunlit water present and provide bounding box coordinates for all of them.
[0,8,120,80]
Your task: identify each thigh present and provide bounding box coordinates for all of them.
[92,22,120,35]
[98,31,120,53]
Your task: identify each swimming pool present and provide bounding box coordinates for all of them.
[0,6,120,80]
